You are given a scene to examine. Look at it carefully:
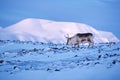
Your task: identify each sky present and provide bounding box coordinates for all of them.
[0,0,120,39]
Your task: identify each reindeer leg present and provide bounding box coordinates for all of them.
[88,43,90,48]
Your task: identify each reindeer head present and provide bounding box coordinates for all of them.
[65,34,71,45]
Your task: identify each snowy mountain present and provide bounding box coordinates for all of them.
[0,18,119,43]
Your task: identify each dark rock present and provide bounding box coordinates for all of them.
[86,57,90,61]
[86,63,90,65]
[94,62,100,65]
[98,55,102,60]
[74,55,78,57]
[112,60,116,64]
[55,69,60,71]
[47,68,52,71]
[98,49,101,53]
[0,60,4,63]
[13,65,17,69]
[77,64,79,66]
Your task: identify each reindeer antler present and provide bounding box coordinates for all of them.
[64,34,70,38]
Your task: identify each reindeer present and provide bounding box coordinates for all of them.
[65,33,94,47]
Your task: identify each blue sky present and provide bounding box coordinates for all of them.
[0,0,120,39]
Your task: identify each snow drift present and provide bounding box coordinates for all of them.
[0,18,119,43]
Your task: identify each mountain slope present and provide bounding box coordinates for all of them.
[0,18,119,43]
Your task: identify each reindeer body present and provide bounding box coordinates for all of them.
[66,33,94,47]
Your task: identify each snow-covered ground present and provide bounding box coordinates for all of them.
[0,40,120,80]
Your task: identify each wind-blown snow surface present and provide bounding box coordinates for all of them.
[0,18,119,43]
[0,40,120,80]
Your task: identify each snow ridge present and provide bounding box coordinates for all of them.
[0,18,119,43]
